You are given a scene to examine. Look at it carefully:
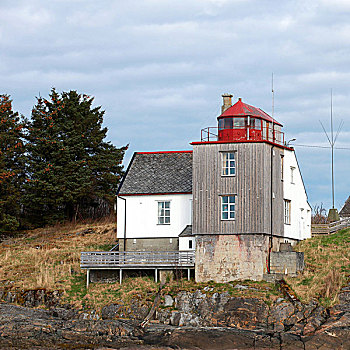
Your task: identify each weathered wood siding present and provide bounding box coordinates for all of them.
[192,142,284,236]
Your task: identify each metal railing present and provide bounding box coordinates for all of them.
[200,126,285,146]
[80,250,195,269]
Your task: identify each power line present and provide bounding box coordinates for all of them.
[292,144,350,150]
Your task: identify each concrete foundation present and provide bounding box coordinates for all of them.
[270,251,304,276]
[119,238,179,251]
[195,234,300,282]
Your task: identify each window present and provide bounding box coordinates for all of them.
[189,240,193,249]
[222,152,235,176]
[290,166,295,184]
[224,117,233,129]
[250,117,261,130]
[221,195,235,220]
[158,201,170,224]
[284,199,291,225]
[233,117,245,128]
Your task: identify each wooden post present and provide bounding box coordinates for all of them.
[119,268,123,284]
[187,268,190,281]
[86,269,90,288]
[155,268,158,283]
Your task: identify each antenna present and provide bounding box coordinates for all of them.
[271,73,274,117]
[319,89,344,209]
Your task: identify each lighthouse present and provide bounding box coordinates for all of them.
[192,94,310,282]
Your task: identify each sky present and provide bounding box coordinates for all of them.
[1,0,350,211]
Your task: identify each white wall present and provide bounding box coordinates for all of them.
[179,236,196,251]
[117,194,192,239]
[283,149,312,240]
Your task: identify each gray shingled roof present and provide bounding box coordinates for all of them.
[340,196,350,218]
[179,225,193,237]
[118,152,192,195]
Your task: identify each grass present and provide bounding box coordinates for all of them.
[0,221,283,311]
[1,221,348,311]
[0,219,117,291]
[285,228,350,307]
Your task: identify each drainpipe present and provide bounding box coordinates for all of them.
[268,145,275,273]
[117,196,127,251]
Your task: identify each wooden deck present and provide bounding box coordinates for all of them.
[81,250,195,287]
[81,250,195,269]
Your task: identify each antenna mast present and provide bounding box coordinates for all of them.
[271,73,274,117]
[331,90,335,209]
[319,89,344,212]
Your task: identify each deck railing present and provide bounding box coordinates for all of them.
[311,217,350,235]
[80,250,195,269]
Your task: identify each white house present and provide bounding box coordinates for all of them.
[116,151,194,252]
[283,149,312,240]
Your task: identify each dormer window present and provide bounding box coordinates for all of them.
[222,152,235,176]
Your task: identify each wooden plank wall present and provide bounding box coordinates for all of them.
[192,142,284,236]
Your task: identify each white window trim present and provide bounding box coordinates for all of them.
[284,199,291,225]
[157,200,171,225]
[290,166,295,184]
[221,151,236,177]
[221,195,236,221]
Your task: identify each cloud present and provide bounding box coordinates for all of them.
[1,0,350,210]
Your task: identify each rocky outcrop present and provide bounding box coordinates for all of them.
[0,281,350,349]
[0,288,61,308]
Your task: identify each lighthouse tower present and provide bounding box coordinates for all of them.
[191,94,310,282]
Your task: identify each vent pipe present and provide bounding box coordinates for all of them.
[221,93,233,113]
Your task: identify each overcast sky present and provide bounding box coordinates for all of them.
[1,0,350,211]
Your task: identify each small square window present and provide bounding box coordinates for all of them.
[158,201,170,224]
[221,195,235,220]
[222,152,236,176]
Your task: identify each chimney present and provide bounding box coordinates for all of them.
[221,93,233,113]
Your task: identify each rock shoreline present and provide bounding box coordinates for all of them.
[0,282,349,349]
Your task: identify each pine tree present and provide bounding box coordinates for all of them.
[25,89,127,226]
[0,95,26,233]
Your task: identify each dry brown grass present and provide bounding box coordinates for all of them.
[5,221,347,311]
[285,228,350,307]
[0,219,117,291]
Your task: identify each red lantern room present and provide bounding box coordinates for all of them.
[200,94,284,146]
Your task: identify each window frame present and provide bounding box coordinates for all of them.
[157,200,171,225]
[284,199,291,225]
[290,166,295,184]
[221,195,236,221]
[221,151,236,177]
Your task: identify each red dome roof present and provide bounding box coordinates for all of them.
[218,98,282,126]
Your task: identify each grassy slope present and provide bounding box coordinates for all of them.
[286,228,350,306]
[0,222,280,311]
[0,223,348,311]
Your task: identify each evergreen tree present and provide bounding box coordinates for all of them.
[25,89,127,226]
[0,95,26,233]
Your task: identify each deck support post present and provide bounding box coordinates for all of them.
[187,268,190,281]
[155,268,158,283]
[119,268,123,284]
[86,269,90,288]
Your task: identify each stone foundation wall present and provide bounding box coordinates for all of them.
[195,234,270,282]
[195,234,298,282]
[119,238,179,251]
[270,251,304,276]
